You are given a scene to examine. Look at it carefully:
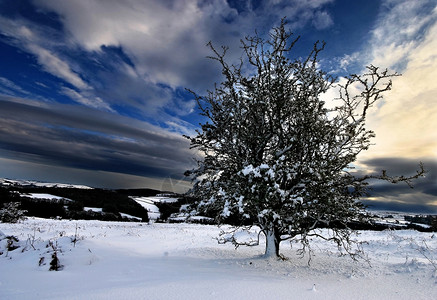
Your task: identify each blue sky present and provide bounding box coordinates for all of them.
[0,0,436,212]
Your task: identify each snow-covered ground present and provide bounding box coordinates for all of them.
[131,196,162,220]
[131,195,180,221]
[1,218,437,300]
[19,193,72,202]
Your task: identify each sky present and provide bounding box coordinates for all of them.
[0,0,436,212]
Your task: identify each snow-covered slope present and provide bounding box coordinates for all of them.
[1,218,436,299]
[131,196,162,220]
[19,193,72,202]
[130,195,181,221]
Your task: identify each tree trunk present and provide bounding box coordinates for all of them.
[264,226,280,258]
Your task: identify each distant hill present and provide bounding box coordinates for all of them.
[115,188,162,197]
[0,178,167,222]
[2,178,436,232]
[0,178,92,189]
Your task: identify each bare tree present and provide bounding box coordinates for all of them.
[185,19,425,259]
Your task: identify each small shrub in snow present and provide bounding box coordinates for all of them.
[1,235,21,256]
[49,251,62,271]
[390,231,437,271]
[26,229,38,250]
[6,236,20,251]
[71,223,80,247]
[38,256,45,266]
[48,241,63,271]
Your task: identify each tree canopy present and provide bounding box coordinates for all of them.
[185,19,425,259]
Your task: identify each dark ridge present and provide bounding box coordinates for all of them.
[115,188,161,197]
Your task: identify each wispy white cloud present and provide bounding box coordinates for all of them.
[0,77,30,96]
[28,44,90,90]
[60,87,114,112]
[0,17,91,91]
[312,10,334,30]
[362,0,437,161]
[369,0,437,70]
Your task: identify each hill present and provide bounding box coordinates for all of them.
[0,179,159,222]
[1,178,436,231]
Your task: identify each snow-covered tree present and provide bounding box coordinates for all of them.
[185,20,425,259]
[0,202,27,223]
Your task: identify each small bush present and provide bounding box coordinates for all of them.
[6,235,20,251]
[49,251,62,271]
[48,241,63,271]
[0,202,27,223]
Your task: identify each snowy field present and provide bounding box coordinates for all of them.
[1,218,437,300]
[131,196,179,221]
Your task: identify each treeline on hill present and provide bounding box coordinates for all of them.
[2,186,436,231]
[0,186,150,222]
[154,195,198,222]
[157,195,437,232]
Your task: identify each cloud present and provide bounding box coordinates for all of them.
[316,0,437,213]
[1,0,339,124]
[358,157,437,212]
[0,157,191,192]
[0,10,193,120]
[33,0,336,89]
[339,53,358,68]
[0,77,31,97]
[370,0,437,70]
[0,16,91,91]
[312,10,334,30]
[362,2,437,161]
[28,44,90,90]
[361,198,437,214]
[60,87,114,111]
[0,96,195,180]
[34,0,233,89]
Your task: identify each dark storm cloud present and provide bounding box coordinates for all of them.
[361,199,437,214]
[359,157,437,212]
[362,157,429,177]
[0,96,195,178]
[363,157,437,195]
